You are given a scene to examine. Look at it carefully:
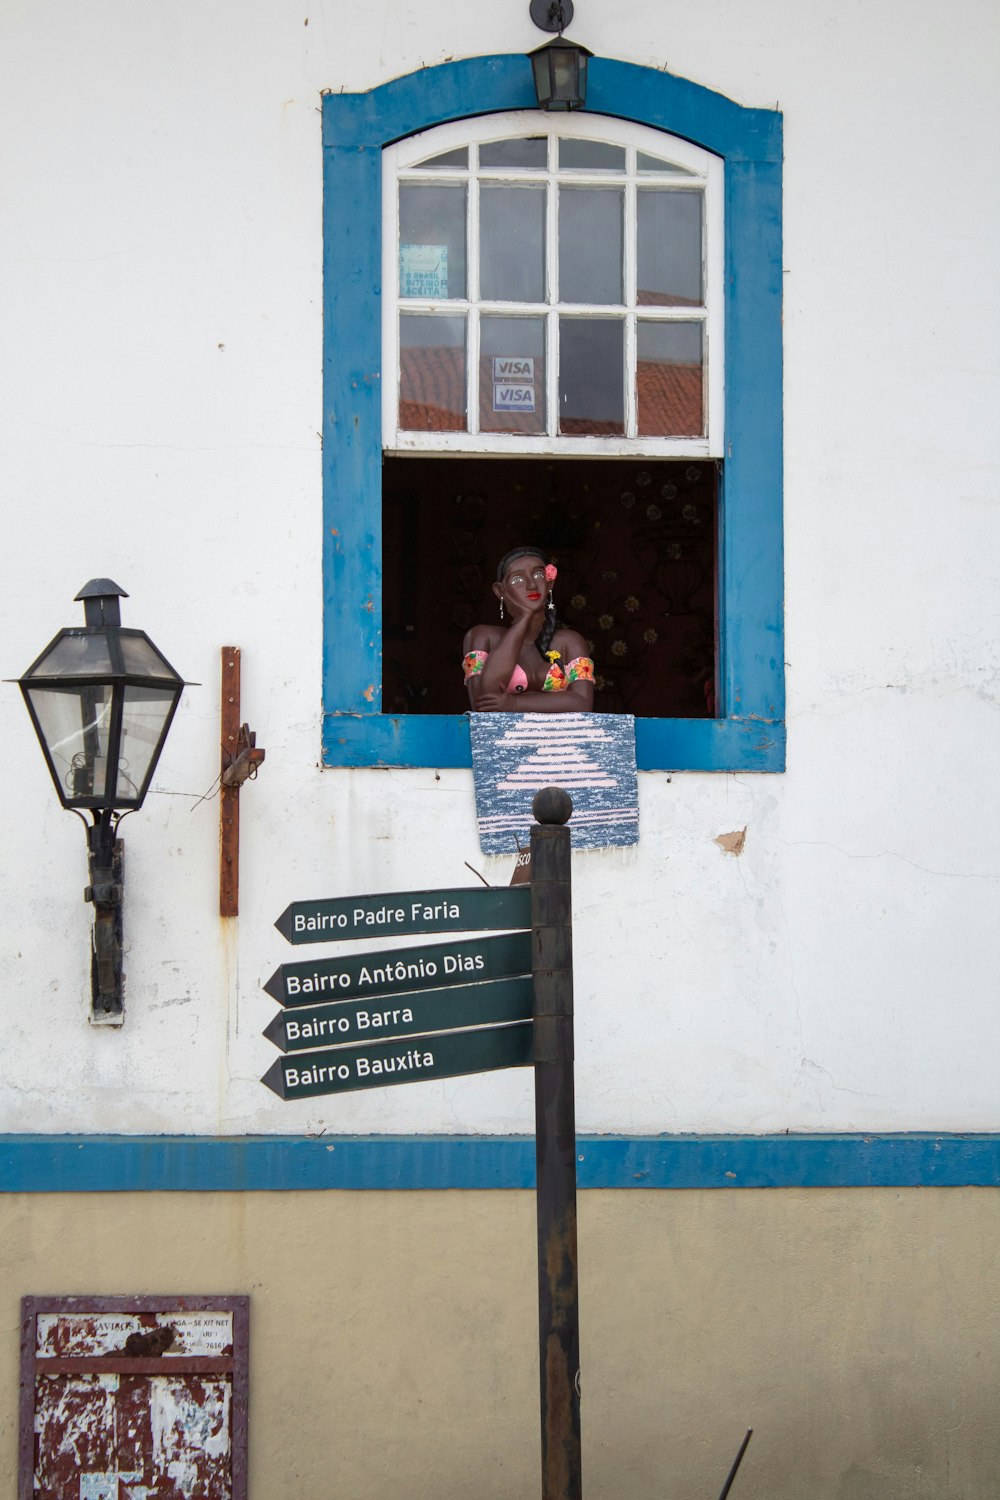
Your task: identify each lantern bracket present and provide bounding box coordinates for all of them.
[529,0,574,31]
[84,813,125,1024]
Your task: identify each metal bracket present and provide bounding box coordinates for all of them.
[86,839,125,1025]
[530,0,574,32]
[222,724,265,788]
[220,648,266,917]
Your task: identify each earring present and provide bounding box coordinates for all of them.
[547,593,555,617]
[499,599,505,621]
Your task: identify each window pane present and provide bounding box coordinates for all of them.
[411,147,469,169]
[399,185,466,299]
[559,319,624,435]
[637,322,704,437]
[480,317,546,435]
[559,139,625,172]
[637,190,703,307]
[480,138,547,169]
[637,151,697,176]
[399,315,466,431]
[480,186,545,303]
[559,189,623,304]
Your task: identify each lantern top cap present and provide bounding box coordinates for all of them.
[75,579,129,603]
[530,34,593,55]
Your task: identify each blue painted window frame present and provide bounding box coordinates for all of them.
[322,56,784,771]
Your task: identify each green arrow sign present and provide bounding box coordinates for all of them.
[275,884,531,945]
[263,975,534,1053]
[263,931,533,1010]
[260,1021,534,1100]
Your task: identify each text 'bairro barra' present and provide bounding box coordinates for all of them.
[263,975,534,1054]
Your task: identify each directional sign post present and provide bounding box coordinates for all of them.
[530,788,581,1500]
[259,807,582,1500]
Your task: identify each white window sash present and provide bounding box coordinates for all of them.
[383,112,723,456]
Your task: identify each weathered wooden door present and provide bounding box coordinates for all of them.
[20,1297,248,1500]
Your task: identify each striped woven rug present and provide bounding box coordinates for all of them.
[469,712,639,854]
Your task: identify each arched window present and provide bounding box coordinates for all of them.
[322,57,783,772]
[383,114,723,455]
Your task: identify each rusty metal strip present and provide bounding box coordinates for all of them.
[231,1293,250,1498]
[35,1356,234,1375]
[220,647,241,917]
[18,1302,36,1500]
[25,1294,237,1314]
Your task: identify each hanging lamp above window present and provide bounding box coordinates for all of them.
[528,0,592,112]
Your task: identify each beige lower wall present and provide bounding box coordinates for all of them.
[3,1187,997,1498]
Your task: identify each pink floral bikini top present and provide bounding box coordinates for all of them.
[463,650,595,694]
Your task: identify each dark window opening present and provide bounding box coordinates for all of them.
[382,456,718,719]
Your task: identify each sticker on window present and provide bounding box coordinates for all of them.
[493,356,535,413]
[399,245,449,298]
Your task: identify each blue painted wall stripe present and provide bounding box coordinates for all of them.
[1,1135,996,1194]
[321,55,784,772]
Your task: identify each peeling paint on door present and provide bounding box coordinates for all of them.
[20,1298,248,1500]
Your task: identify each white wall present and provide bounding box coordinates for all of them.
[1,0,997,1136]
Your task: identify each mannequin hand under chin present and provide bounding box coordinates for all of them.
[504,591,547,624]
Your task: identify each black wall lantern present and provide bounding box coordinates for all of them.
[529,0,592,112]
[17,581,186,1022]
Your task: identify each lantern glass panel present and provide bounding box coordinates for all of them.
[30,632,115,678]
[24,683,115,804]
[551,49,577,102]
[118,633,180,679]
[116,686,179,802]
[531,51,551,106]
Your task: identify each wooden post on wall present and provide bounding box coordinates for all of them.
[220,647,241,917]
[219,648,266,917]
